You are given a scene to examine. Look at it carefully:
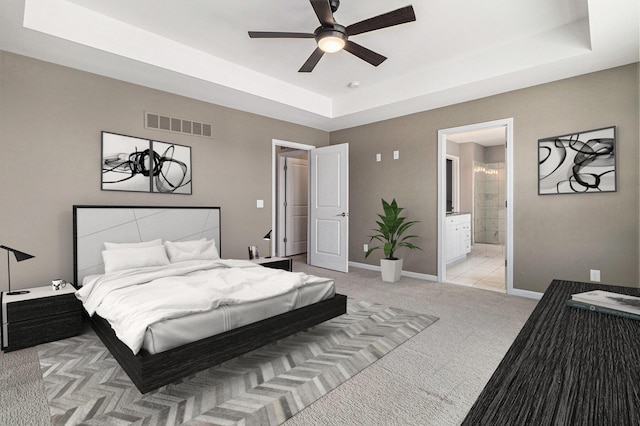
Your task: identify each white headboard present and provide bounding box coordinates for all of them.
[73,205,221,286]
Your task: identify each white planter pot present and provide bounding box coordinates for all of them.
[380,258,403,282]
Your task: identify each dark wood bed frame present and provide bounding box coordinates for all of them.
[88,293,347,393]
[73,205,347,393]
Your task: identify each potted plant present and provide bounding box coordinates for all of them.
[365,198,421,282]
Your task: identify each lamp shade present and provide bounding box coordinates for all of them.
[0,245,34,262]
[262,231,273,258]
[317,34,345,53]
[315,25,347,53]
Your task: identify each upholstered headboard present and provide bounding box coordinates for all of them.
[73,205,221,286]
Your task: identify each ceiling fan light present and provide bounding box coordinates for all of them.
[317,31,346,53]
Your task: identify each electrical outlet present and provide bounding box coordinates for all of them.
[393,150,399,160]
[376,153,381,162]
[590,269,601,282]
[363,243,368,252]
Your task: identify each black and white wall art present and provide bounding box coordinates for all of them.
[101,131,192,194]
[101,132,152,192]
[538,126,616,195]
[151,140,192,194]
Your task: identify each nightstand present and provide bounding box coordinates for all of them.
[251,257,293,272]
[1,285,82,352]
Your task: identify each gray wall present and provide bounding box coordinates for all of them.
[2,50,638,295]
[334,63,639,293]
[0,51,329,290]
[485,144,505,163]
[460,143,479,215]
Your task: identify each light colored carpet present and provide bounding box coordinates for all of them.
[0,344,50,425]
[282,261,538,426]
[0,260,537,426]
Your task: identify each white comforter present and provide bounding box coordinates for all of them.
[76,259,330,354]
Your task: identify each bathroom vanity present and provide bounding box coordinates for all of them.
[446,213,471,264]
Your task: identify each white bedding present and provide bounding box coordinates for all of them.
[142,279,335,354]
[76,259,334,354]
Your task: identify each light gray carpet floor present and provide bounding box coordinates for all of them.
[282,261,538,426]
[0,341,50,425]
[0,260,537,425]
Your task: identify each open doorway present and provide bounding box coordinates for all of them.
[271,140,314,262]
[270,139,350,272]
[437,119,514,294]
[276,149,308,258]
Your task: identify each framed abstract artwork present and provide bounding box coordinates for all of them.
[151,140,192,194]
[101,132,152,192]
[538,126,616,195]
[101,131,192,194]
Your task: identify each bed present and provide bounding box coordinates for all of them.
[73,205,347,393]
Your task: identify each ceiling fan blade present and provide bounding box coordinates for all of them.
[346,5,416,36]
[343,41,386,67]
[248,31,314,39]
[310,0,335,26]
[299,47,325,72]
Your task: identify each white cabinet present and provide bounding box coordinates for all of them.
[446,214,471,264]
[445,222,459,263]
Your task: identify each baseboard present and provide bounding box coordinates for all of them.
[508,288,543,300]
[349,261,543,300]
[401,270,438,281]
[349,261,379,272]
[349,261,438,282]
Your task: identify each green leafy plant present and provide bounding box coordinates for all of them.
[365,198,421,260]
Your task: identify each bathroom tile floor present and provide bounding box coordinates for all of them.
[445,243,505,292]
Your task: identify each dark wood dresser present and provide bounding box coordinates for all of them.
[462,279,640,425]
[2,285,82,352]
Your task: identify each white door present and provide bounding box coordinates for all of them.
[309,143,349,272]
[285,157,308,256]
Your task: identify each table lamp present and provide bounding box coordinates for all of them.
[0,245,35,295]
[263,230,272,258]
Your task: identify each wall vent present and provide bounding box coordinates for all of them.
[145,112,212,138]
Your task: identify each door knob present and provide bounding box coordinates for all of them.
[336,212,349,217]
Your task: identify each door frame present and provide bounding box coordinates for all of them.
[277,151,308,257]
[437,118,514,294]
[271,139,315,260]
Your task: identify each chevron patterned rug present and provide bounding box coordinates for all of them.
[38,299,438,425]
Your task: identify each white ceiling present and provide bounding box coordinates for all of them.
[448,127,506,147]
[1,0,638,131]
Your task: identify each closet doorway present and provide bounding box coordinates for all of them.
[437,119,514,294]
[277,149,308,257]
[271,139,350,272]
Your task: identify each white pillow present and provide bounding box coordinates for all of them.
[104,238,162,251]
[164,239,220,263]
[102,244,170,273]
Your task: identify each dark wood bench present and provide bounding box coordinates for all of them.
[462,279,640,425]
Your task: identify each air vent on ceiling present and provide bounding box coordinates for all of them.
[145,112,212,138]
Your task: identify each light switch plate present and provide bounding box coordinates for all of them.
[376,153,381,162]
[257,199,264,208]
[393,150,399,160]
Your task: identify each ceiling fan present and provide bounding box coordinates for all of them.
[248,0,416,72]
